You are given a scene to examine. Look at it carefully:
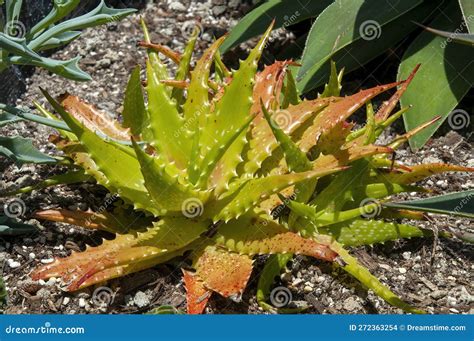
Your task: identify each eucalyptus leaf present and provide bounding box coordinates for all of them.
[385,190,474,218]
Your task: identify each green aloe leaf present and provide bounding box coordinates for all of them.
[384,190,474,218]
[420,24,474,46]
[297,0,424,92]
[220,0,332,53]
[122,66,147,138]
[29,0,81,38]
[398,1,473,150]
[0,136,57,165]
[38,31,82,51]
[0,215,37,236]
[459,0,474,33]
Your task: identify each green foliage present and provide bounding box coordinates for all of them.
[225,0,473,149]
[11,24,472,315]
[385,190,474,219]
[0,0,135,80]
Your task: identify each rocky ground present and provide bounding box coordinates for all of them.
[0,0,473,315]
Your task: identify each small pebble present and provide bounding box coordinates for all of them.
[7,259,21,268]
[303,286,313,293]
[78,298,86,308]
[398,267,407,274]
[63,297,70,306]
[41,258,54,264]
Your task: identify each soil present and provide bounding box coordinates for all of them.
[0,0,473,315]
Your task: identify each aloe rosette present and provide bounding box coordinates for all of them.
[23,22,473,314]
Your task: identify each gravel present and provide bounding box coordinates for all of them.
[0,0,473,315]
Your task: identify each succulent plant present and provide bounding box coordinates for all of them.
[0,0,135,80]
[20,22,472,314]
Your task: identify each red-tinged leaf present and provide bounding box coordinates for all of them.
[244,97,336,175]
[60,94,130,141]
[312,145,394,170]
[194,246,253,301]
[251,61,293,121]
[216,215,338,261]
[375,64,420,122]
[183,270,212,314]
[33,209,151,234]
[379,163,474,185]
[299,82,401,152]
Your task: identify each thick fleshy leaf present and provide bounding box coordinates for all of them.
[421,24,474,46]
[215,214,337,261]
[198,24,274,185]
[183,270,211,314]
[384,190,474,218]
[377,163,474,185]
[194,246,253,301]
[214,166,346,222]
[299,82,401,152]
[132,140,208,215]
[459,0,474,33]
[122,66,147,138]
[398,1,474,149]
[244,97,336,176]
[172,26,199,107]
[59,93,130,141]
[2,170,92,196]
[297,0,423,92]
[328,241,425,314]
[220,0,332,52]
[33,209,152,234]
[0,136,57,165]
[42,90,156,215]
[0,215,37,236]
[319,219,430,246]
[145,59,190,168]
[32,217,208,289]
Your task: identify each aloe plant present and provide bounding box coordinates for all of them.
[224,0,473,149]
[14,22,472,314]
